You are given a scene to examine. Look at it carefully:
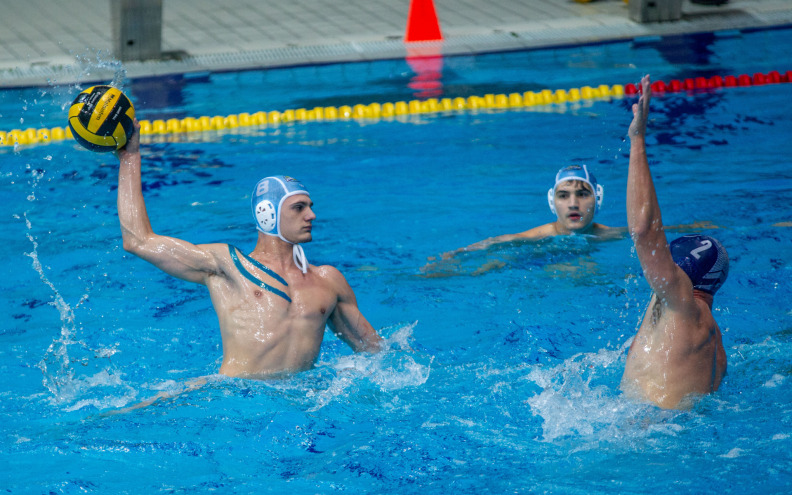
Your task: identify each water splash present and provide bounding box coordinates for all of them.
[74,50,126,86]
[26,210,79,402]
[58,50,128,113]
[524,341,667,446]
[22,169,121,407]
[27,212,128,409]
[62,369,139,412]
[302,321,432,412]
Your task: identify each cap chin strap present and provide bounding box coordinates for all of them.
[277,235,308,274]
[292,244,308,274]
[254,192,310,274]
[258,229,309,274]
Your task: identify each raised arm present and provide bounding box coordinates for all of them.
[116,121,221,284]
[626,75,693,307]
[325,267,382,353]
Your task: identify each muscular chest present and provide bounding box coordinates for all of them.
[249,281,336,319]
[211,251,338,322]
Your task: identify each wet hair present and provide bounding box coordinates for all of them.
[555,179,594,194]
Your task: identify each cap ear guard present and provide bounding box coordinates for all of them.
[255,200,277,232]
[595,184,604,212]
[547,187,557,215]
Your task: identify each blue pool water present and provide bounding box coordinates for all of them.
[2,27,792,493]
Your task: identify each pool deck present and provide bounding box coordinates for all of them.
[1,0,791,88]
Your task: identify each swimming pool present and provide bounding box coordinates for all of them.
[2,27,792,493]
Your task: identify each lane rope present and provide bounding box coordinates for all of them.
[1,70,790,148]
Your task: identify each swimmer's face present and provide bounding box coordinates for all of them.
[553,180,596,234]
[279,194,315,244]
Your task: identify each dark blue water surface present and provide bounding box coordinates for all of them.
[1,27,792,494]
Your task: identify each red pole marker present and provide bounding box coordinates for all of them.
[405,0,443,42]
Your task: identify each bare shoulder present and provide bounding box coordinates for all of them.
[137,238,233,284]
[312,263,342,277]
[677,297,718,348]
[195,242,239,275]
[197,242,235,259]
[311,264,350,287]
[514,222,556,240]
[651,293,715,344]
[592,224,627,240]
[310,264,357,303]
[691,297,717,330]
[199,242,234,253]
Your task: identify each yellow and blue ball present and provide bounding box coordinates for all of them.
[68,85,135,152]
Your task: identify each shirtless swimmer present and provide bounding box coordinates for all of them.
[621,75,729,409]
[116,122,382,379]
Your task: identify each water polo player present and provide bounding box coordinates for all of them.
[621,75,729,409]
[429,163,615,264]
[115,121,381,379]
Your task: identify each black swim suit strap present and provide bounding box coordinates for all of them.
[228,245,291,303]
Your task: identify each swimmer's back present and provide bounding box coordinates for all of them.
[622,295,726,408]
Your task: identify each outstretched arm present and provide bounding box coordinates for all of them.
[626,75,693,308]
[325,267,382,353]
[116,121,221,284]
[437,224,556,260]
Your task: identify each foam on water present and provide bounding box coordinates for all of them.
[270,321,432,412]
[522,341,681,446]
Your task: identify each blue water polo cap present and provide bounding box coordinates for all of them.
[669,234,729,295]
[251,175,310,239]
[547,164,604,215]
[251,175,311,273]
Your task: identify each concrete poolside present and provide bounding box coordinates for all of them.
[0,0,791,87]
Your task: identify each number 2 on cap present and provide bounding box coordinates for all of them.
[690,240,712,259]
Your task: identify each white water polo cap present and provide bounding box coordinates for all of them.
[669,235,729,295]
[547,164,604,215]
[251,175,310,273]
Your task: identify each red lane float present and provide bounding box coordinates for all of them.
[622,70,790,97]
